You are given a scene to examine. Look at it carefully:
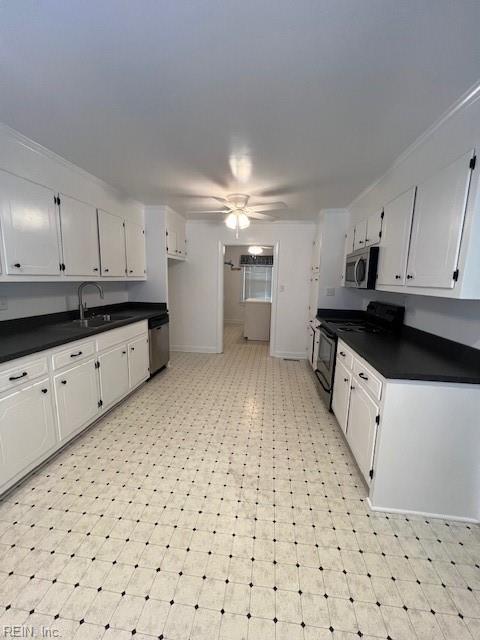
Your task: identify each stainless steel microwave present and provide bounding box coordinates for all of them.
[344,246,379,289]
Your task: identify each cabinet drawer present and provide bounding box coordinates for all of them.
[353,358,382,400]
[0,356,49,394]
[52,340,95,370]
[96,321,148,353]
[336,343,354,370]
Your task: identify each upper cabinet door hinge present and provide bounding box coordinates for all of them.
[98,399,103,408]
[375,414,380,425]
[95,361,100,369]
[453,269,459,282]
[470,155,476,170]
[369,469,374,480]
[380,210,384,220]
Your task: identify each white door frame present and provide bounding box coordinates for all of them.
[216,240,280,356]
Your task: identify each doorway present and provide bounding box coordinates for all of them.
[217,242,278,354]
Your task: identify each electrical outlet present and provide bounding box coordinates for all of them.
[0,297,7,310]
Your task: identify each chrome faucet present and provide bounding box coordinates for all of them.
[78,282,104,325]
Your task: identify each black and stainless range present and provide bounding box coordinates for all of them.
[314,301,405,408]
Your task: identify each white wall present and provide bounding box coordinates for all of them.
[168,221,315,357]
[128,206,168,305]
[345,88,480,348]
[0,281,128,321]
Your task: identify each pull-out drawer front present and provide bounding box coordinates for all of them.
[0,356,49,394]
[96,321,148,353]
[336,342,354,370]
[52,340,96,371]
[353,357,382,400]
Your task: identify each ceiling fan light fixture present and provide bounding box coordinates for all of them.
[225,210,250,232]
[248,245,263,255]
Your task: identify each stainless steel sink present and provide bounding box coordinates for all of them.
[72,313,134,328]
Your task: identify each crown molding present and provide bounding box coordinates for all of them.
[0,122,143,208]
[348,80,480,209]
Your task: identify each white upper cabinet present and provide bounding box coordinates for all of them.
[0,170,61,275]
[377,187,416,287]
[353,219,367,251]
[125,221,146,277]
[98,209,127,277]
[365,211,382,246]
[165,207,186,259]
[59,194,100,277]
[345,223,355,255]
[406,150,474,289]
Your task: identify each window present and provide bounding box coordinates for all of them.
[242,265,272,302]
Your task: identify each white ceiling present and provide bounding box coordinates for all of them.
[1,1,480,220]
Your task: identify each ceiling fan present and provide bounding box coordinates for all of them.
[188,193,287,237]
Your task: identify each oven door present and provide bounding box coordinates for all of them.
[315,327,336,401]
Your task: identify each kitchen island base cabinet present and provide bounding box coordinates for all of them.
[54,359,100,442]
[0,379,57,489]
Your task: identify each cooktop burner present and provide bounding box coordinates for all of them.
[333,322,389,335]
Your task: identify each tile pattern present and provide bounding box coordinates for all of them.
[0,323,479,640]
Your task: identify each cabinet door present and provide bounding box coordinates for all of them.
[128,334,150,388]
[0,379,56,488]
[377,188,416,286]
[98,209,126,276]
[406,150,474,289]
[59,194,100,277]
[346,383,379,483]
[177,219,186,257]
[353,219,367,251]
[54,359,99,442]
[166,224,177,257]
[365,211,382,246]
[0,170,61,275]
[98,344,129,408]
[345,224,355,255]
[332,360,351,434]
[125,221,146,277]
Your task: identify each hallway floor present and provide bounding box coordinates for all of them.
[0,324,479,640]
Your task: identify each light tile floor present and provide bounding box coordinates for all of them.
[0,324,479,640]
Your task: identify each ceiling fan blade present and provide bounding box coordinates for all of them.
[249,201,287,211]
[247,211,275,221]
[187,209,229,214]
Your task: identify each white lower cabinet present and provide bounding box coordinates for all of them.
[128,335,150,388]
[0,321,151,495]
[346,382,378,482]
[331,360,351,434]
[54,359,100,441]
[99,344,130,408]
[0,379,56,489]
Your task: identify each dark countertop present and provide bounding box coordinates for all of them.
[0,302,167,365]
[317,308,480,384]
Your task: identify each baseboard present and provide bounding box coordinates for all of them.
[366,497,479,524]
[170,345,218,353]
[272,351,308,360]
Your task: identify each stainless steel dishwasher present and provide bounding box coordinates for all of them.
[148,314,169,375]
